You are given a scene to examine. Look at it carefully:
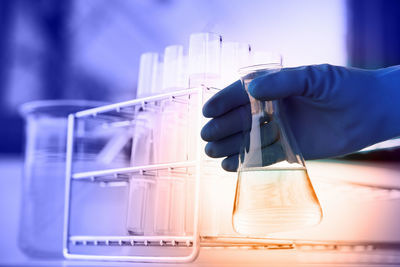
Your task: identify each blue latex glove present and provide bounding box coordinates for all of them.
[201,64,400,172]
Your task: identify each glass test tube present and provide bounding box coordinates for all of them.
[155,99,179,164]
[157,43,190,164]
[153,44,191,236]
[126,176,155,235]
[153,61,163,95]
[200,170,221,237]
[169,176,185,235]
[137,52,159,98]
[127,109,156,235]
[188,32,222,88]
[127,52,160,236]
[154,174,185,235]
[220,42,251,88]
[184,175,195,235]
[162,45,187,91]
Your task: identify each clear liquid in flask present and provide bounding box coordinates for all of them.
[233,166,322,236]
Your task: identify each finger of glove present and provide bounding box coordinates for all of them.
[205,132,242,158]
[248,64,339,101]
[201,104,251,142]
[222,155,239,172]
[202,80,249,118]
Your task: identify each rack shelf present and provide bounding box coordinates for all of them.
[70,235,194,247]
[70,235,400,252]
[72,161,197,182]
[74,88,201,118]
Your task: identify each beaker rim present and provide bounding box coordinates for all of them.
[19,99,108,117]
[238,63,282,77]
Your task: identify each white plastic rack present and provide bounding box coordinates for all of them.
[63,87,210,263]
[63,86,400,264]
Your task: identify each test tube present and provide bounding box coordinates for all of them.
[156,44,189,163]
[184,175,196,235]
[155,92,190,164]
[126,176,155,235]
[130,117,152,166]
[137,52,159,98]
[188,32,222,88]
[187,92,199,161]
[154,174,186,235]
[155,100,175,164]
[153,175,172,234]
[162,45,187,91]
[152,61,163,95]
[127,108,156,236]
[174,101,189,162]
[126,52,160,236]
[220,42,251,88]
[200,172,221,237]
[169,177,185,235]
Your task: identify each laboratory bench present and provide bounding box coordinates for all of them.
[1,155,400,266]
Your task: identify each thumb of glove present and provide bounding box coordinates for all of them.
[247,64,337,101]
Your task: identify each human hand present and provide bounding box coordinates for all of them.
[201,64,400,171]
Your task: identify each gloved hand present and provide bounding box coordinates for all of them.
[201,64,400,171]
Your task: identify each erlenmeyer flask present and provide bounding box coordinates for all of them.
[232,59,322,236]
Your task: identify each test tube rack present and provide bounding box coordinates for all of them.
[63,86,400,264]
[63,87,210,263]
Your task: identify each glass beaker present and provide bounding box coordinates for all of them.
[19,100,104,258]
[232,61,322,236]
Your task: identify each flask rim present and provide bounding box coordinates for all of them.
[238,63,282,77]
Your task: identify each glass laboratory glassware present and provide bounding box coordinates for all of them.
[152,98,188,237]
[153,173,185,235]
[158,44,188,163]
[126,175,156,235]
[155,97,189,164]
[188,32,222,88]
[145,45,190,234]
[136,52,159,98]
[162,45,187,91]
[19,100,103,258]
[127,104,157,236]
[232,59,323,236]
[220,42,251,88]
[127,52,161,236]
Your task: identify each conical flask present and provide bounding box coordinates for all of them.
[233,60,322,236]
